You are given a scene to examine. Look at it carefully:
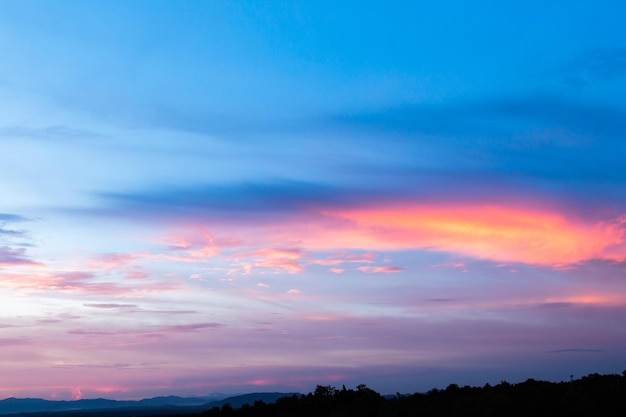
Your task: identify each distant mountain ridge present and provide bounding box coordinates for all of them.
[0,393,296,416]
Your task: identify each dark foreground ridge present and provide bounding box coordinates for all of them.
[185,372,626,417]
[3,371,626,417]
[0,393,293,417]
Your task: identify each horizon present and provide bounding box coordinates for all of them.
[1,0,626,402]
[1,369,623,402]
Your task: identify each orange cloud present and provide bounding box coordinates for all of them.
[308,204,626,266]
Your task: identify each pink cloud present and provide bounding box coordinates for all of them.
[229,248,303,274]
[430,262,466,269]
[159,228,221,261]
[156,199,626,274]
[87,253,139,270]
[126,271,149,279]
[84,229,225,274]
[171,201,626,268]
[0,337,31,347]
[357,266,404,273]
[0,270,180,296]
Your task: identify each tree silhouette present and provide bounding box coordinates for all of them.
[190,372,626,417]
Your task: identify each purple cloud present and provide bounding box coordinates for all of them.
[0,246,43,267]
[83,303,138,309]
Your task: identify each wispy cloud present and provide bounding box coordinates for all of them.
[0,214,29,222]
[312,252,377,266]
[68,322,224,338]
[548,348,604,353]
[0,213,28,238]
[229,248,304,274]
[0,337,31,347]
[0,246,44,267]
[334,94,626,147]
[83,303,138,309]
[0,270,180,296]
[161,323,224,333]
[96,181,356,221]
[357,266,404,274]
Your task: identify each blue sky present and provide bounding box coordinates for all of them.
[1,0,626,400]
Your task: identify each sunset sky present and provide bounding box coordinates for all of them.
[2,0,626,401]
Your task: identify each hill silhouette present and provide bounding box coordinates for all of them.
[0,393,290,416]
[172,371,626,417]
[2,371,625,417]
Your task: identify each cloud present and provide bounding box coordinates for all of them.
[430,262,466,269]
[0,246,44,267]
[83,303,138,309]
[97,181,358,221]
[327,95,626,211]
[161,229,221,259]
[69,92,626,270]
[127,271,149,279]
[229,248,304,274]
[0,214,29,222]
[68,322,224,338]
[548,348,604,353]
[161,323,224,333]
[68,329,118,336]
[0,217,26,237]
[91,187,626,269]
[321,204,626,266]
[0,270,179,296]
[130,309,198,315]
[312,252,377,266]
[0,337,31,347]
[335,94,626,144]
[36,319,63,324]
[88,253,139,270]
[84,230,223,278]
[357,266,404,273]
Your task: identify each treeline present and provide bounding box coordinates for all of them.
[169,371,626,417]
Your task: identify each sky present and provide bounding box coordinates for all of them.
[1,0,626,401]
